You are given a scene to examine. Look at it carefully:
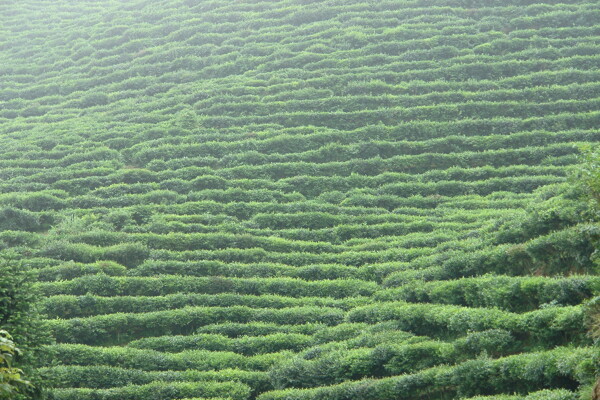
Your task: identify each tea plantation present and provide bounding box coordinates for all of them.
[1,0,600,399]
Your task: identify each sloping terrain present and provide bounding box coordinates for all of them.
[1,0,600,399]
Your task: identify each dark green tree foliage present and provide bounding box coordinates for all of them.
[0,209,41,233]
[0,255,50,399]
[580,146,600,337]
[0,330,32,399]
[578,145,600,205]
[578,145,600,267]
[175,108,200,131]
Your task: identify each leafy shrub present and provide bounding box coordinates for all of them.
[48,306,345,345]
[103,242,149,268]
[0,330,33,398]
[0,207,44,232]
[50,380,250,400]
[454,330,517,357]
[20,193,66,212]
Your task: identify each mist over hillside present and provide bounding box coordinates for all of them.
[1,1,599,399]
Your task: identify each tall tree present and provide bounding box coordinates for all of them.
[578,146,600,399]
[0,253,50,399]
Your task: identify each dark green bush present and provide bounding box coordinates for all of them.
[103,242,149,268]
[0,207,44,231]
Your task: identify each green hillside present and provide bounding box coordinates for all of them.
[1,0,600,399]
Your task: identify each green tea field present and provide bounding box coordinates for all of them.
[1,0,600,399]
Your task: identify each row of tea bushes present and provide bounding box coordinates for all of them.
[48,306,347,345]
[257,346,595,400]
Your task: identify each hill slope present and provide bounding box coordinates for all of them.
[1,0,600,399]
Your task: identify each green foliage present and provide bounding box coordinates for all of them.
[348,302,587,346]
[258,347,593,400]
[40,241,148,268]
[47,305,345,345]
[1,1,600,399]
[50,380,250,400]
[0,330,32,399]
[377,275,598,312]
[0,209,47,233]
[464,389,577,399]
[102,243,149,268]
[0,255,49,399]
[0,255,48,354]
[175,108,200,131]
[577,145,600,207]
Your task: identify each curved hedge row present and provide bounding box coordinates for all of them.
[257,347,595,400]
[48,343,288,372]
[347,302,587,345]
[41,366,269,393]
[48,306,346,345]
[463,388,578,400]
[38,275,378,298]
[40,293,367,319]
[127,332,312,355]
[50,380,250,400]
[375,275,600,311]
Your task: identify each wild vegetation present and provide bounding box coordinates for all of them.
[0,0,599,399]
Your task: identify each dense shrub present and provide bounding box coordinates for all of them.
[48,343,288,372]
[48,306,345,344]
[38,275,377,298]
[376,275,599,311]
[50,380,250,400]
[257,347,594,400]
[0,254,50,398]
[0,207,46,232]
[103,242,150,268]
[347,302,587,345]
